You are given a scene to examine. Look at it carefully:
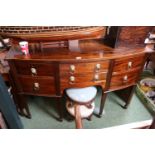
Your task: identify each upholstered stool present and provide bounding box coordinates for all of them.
[66,86,97,129]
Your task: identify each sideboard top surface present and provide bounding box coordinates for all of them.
[6,39,153,62]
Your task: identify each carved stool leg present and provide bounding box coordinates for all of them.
[74,104,83,129]
[87,114,92,121]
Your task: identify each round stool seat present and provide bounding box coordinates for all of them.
[66,101,95,118]
[66,86,97,103]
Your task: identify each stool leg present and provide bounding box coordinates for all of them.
[74,104,83,129]
[87,115,92,121]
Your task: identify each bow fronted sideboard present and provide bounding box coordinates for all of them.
[6,39,152,119]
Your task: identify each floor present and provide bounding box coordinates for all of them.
[20,88,153,129]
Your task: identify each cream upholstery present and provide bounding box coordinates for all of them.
[66,101,95,118]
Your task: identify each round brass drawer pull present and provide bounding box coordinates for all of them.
[128,61,132,68]
[70,76,75,82]
[123,75,128,82]
[96,63,101,70]
[70,65,75,72]
[31,67,37,75]
[33,82,39,91]
[94,74,99,81]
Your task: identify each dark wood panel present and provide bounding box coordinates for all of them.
[104,26,154,48]
[117,26,153,47]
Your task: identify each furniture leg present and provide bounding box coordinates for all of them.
[99,91,107,117]
[8,72,31,118]
[123,86,136,109]
[114,85,136,109]
[74,104,83,129]
[11,89,25,116]
[56,97,63,121]
[87,115,92,121]
[18,95,31,119]
[150,118,155,129]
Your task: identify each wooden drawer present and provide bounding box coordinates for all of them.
[60,61,109,75]
[109,69,141,91]
[60,72,107,91]
[14,61,55,76]
[18,76,56,95]
[113,54,145,74]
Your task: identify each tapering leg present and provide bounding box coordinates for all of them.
[18,95,31,119]
[150,118,155,129]
[56,97,63,121]
[123,86,136,109]
[99,92,107,117]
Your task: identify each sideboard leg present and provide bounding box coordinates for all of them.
[123,86,136,109]
[18,95,31,119]
[150,118,155,129]
[56,97,63,122]
[99,91,107,117]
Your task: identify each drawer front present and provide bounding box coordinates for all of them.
[14,61,55,76]
[60,61,109,74]
[18,76,56,95]
[109,69,141,90]
[113,54,145,74]
[60,72,106,91]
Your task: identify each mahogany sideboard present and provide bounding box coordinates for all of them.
[6,39,151,119]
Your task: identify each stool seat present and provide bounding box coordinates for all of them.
[66,101,95,118]
[66,86,97,103]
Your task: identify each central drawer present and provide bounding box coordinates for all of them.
[14,61,55,76]
[60,61,109,74]
[18,76,56,95]
[60,72,107,91]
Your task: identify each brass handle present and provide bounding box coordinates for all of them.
[33,82,39,91]
[70,65,75,72]
[94,74,99,81]
[96,63,101,70]
[70,76,75,82]
[128,61,132,69]
[31,67,37,75]
[123,75,128,82]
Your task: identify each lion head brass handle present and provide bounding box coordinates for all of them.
[96,63,101,70]
[128,61,132,69]
[70,65,75,73]
[69,76,75,82]
[94,74,99,81]
[33,82,39,91]
[123,75,128,83]
[31,67,37,75]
